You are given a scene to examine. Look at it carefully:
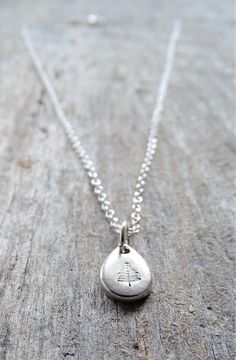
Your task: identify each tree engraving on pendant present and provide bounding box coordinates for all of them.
[117,261,141,287]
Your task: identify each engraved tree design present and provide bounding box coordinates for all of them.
[117,261,141,287]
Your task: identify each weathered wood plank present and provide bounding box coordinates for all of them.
[0,1,234,359]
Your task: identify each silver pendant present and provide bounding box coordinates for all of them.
[100,223,152,302]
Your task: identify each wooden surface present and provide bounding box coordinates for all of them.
[0,1,234,359]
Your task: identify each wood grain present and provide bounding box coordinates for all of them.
[0,1,234,359]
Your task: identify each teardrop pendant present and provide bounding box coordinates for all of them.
[100,245,152,302]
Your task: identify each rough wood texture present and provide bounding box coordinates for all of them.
[0,1,234,359]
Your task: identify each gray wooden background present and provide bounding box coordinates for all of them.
[0,1,234,359]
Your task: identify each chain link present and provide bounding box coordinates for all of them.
[22,20,181,237]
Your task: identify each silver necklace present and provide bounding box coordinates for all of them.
[22,20,181,302]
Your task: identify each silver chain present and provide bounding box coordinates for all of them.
[22,20,181,237]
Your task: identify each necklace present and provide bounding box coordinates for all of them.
[22,20,181,302]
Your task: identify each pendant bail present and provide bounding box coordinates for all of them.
[119,221,130,254]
